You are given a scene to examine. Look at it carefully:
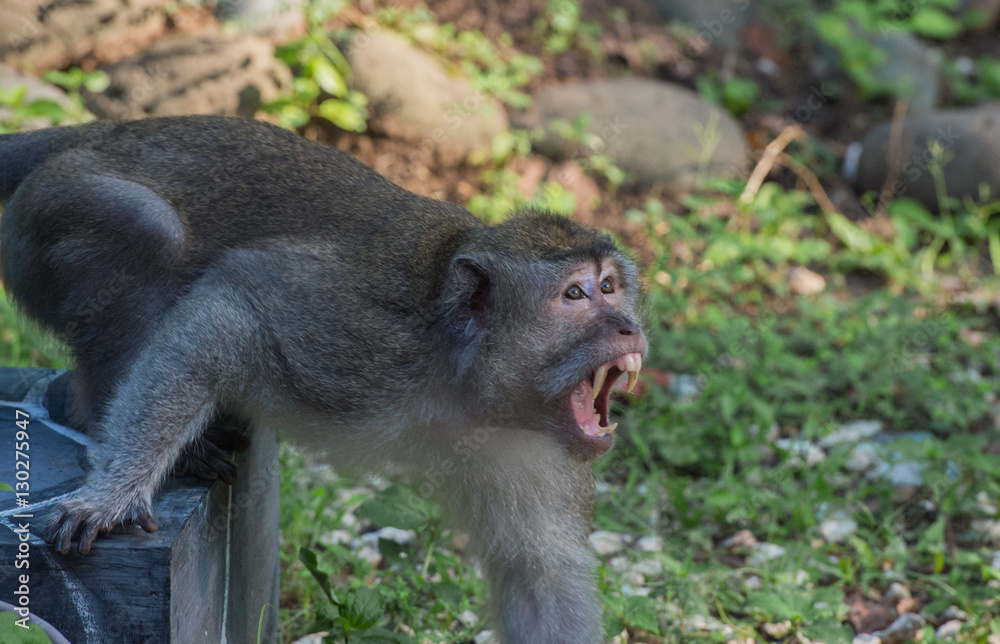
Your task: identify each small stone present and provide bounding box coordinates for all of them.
[821,421,884,448]
[775,438,826,466]
[896,597,920,614]
[622,570,646,586]
[319,529,353,546]
[458,609,479,627]
[988,635,1000,644]
[820,514,859,543]
[976,490,998,515]
[972,520,1000,543]
[744,575,763,590]
[789,266,826,295]
[853,635,882,644]
[935,620,962,639]
[631,559,663,578]
[589,530,626,556]
[847,443,885,473]
[355,544,383,566]
[763,621,792,638]
[940,606,968,621]
[722,529,757,549]
[636,535,664,552]
[290,633,328,644]
[748,542,786,566]
[888,462,923,488]
[992,549,1000,570]
[360,527,416,548]
[473,630,495,644]
[884,582,911,603]
[872,613,925,644]
[607,555,630,572]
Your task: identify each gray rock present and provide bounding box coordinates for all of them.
[853,105,1000,211]
[853,635,882,644]
[84,33,290,120]
[846,443,885,473]
[647,0,754,51]
[820,420,883,448]
[589,530,626,556]
[345,32,508,162]
[0,0,168,69]
[935,620,962,639]
[869,33,941,110]
[888,461,923,488]
[216,0,305,38]
[636,535,664,552]
[872,613,925,644]
[515,78,750,195]
[748,542,786,565]
[819,513,858,543]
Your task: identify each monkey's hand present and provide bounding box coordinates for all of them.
[45,484,158,555]
[172,417,250,484]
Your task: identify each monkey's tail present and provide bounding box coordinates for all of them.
[0,125,96,202]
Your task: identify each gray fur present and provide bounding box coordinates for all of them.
[0,116,647,643]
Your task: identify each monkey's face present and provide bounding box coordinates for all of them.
[539,257,647,459]
[477,254,647,461]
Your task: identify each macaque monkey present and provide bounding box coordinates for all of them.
[0,116,647,643]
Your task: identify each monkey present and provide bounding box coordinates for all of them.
[0,115,647,644]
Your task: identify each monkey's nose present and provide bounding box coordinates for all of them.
[615,318,641,336]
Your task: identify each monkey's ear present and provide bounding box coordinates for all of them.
[448,256,493,332]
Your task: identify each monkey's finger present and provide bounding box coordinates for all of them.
[54,514,86,555]
[137,515,159,534]
[77,522,102,555]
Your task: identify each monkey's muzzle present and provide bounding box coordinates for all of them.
[570,352,642,439]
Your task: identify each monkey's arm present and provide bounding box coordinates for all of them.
[452,432,603,644]
[47,284,261,554]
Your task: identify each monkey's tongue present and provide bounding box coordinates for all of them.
[571,380,617,438]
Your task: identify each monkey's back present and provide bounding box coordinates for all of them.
[0,116,482,320]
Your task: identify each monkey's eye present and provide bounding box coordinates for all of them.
[565,285,586,300]
[600,278,614,294]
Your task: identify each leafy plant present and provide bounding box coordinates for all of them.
[265,0,368,131]
[533,0,602,57]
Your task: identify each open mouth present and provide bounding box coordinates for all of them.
[569,352,643,439]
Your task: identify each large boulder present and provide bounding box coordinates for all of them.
[0,0,168,69]
[344,31,508,162]
[84,33,290,120]
[515,77,750,194]
[851,104,1000,210]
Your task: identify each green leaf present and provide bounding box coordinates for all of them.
[340,586,383,631]
[83,70,111,93]
[908,7,964,39]
[355,627,413,643]
[621,595,660,634]
[299,547,338,604]
[356,486,429,530]
[317,99,367,132]
[21,99,71,122]
[802,618,852,644]
[310,58,347,96]
[0,482,13,492]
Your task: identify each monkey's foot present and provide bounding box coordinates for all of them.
[171,420,250,485]
[46,492,158,555]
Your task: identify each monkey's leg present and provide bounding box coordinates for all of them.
[452,432,603,644]
[46,287,260,554]
[172,413,252,485]
[0,161,185,427]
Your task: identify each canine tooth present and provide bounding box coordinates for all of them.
[605,422,618,433]
[592,365,608,399]
[627,370,638,393]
